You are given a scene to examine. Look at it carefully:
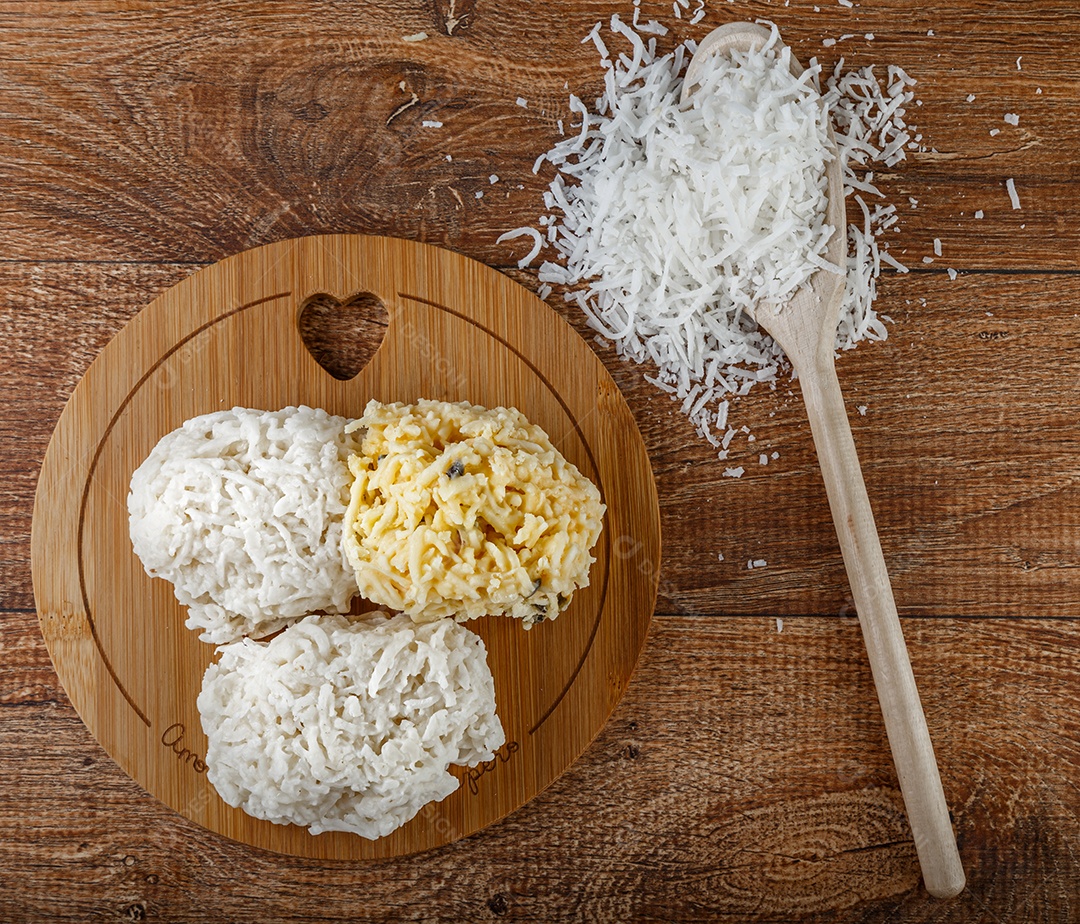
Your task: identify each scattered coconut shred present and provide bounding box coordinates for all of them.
[510,15,919,450]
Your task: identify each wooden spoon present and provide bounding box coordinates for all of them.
[682,23,965,899]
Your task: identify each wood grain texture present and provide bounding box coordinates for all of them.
[0,1,1075,266]
[4,0,1080,918]
[2,615,1080,922]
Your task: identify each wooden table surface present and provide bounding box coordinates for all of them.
[3,1,1079,921]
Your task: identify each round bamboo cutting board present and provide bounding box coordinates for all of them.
[31,234,661,860]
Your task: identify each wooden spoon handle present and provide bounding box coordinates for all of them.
[797,357,966,899]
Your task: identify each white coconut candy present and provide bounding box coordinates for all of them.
[199,612,505,839]
[128,406,360,644]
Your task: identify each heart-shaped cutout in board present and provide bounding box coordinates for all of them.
[298,291,389,380]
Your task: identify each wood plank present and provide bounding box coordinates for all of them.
[0,1,1077,266]
[1,614,1077,921]
[674,268,1080,620]
[6,263,1080,619]
[0,609,56,705]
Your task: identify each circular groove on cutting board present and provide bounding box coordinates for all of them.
[31,234,661,859]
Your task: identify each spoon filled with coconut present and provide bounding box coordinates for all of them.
[681,22,965,899]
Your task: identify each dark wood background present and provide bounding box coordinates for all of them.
[3,1,1079,921]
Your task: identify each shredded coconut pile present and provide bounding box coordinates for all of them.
[128,406,360,644]
[518,15,918,446]
[199,612,505,839]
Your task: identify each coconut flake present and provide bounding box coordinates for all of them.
[496,227,545,268]
[1006,177,1021,210]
